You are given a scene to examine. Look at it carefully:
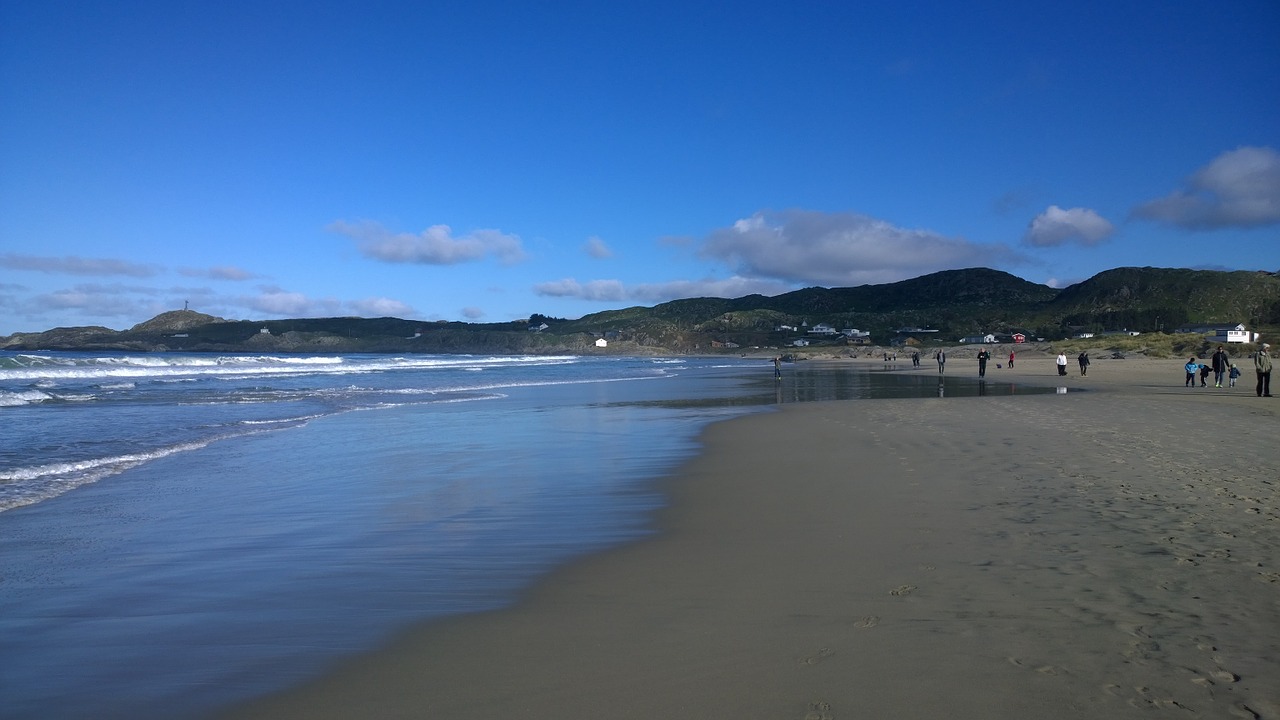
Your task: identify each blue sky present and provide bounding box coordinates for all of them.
[2,1,1278,336]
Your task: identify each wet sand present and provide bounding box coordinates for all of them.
[222,356,1280,719]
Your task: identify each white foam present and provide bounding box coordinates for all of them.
[0,439,219,511]
[0,389,54,406]
[0,353,581,382]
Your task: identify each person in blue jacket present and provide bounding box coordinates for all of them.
[1185,357,1198,387]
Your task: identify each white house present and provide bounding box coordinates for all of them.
[1176,323,1257,343]
[960,334,997,344]
[595,338,608,348]
[792,339,811,347]
[841,328,870,338]
[808,323,839,335]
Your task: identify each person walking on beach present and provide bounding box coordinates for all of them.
[1198,363,1211,387]
[1185,357,1199,387]
[977,349,990,378]
[1008,350,1015,368]
[1256,343,1272,397]
[936,349,946,373]
[1210,345,1231,387]
[1229,363,1241,388]
[912,351,920,367]
[1077,351,1090,376]
[773,356,782,381]
[1056,352,1068,376]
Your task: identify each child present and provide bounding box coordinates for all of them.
[1229,363,1240,388]
[1185,357,1198,387]
[1199,363,1211,387]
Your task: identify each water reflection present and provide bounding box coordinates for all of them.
[772,364,1066,403]
[615,363,1072,411]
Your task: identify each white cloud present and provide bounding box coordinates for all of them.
[627,277,792,302]
[534,275,791,304]
[178,265,260,281]
[1023,206,1114,247]
[583,236,613,259]
[235,287,416,319]
[461,306,485,319]
[537,208,1030,305]
[700,209,1022,286]
[1134,146,1280,229]
[0,254,159,277]
[31,286,166,323]
[534,278,628,302]
[330,220,528,265]
[348,297,415,317]
[1043,277,1085,289]
[244,290,339,317]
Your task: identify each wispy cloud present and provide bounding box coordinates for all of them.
[330,220,528,265]
[699,209,1024,286]
[534,278,627,302]
[1133,146,1280,230]
[1023,206,1114,247]
[0,254,160,277]
[238,286,415,319]
[534,276,791,303]
[29,284,170,324]
[178,265,261,281]
[583,236,613,259]
[347,297,415,317]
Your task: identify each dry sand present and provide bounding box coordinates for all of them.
[223,356,1279,720]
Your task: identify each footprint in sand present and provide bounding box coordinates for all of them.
[854,616,879,628]
[1007,657,1065,675]
[804,700,834,720]
[798,647,835,666]
[1211,670,1240,683]
[1230,702,1261,719]
[889,584,917,596]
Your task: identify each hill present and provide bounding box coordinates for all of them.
[2,267,1277,354]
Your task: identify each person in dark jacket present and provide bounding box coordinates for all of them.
[1257,343,1273,397]
[1210,345,1231,388]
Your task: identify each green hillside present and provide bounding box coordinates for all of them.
[3,266,1277,354]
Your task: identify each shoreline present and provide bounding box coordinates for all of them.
[222,358,1280,719]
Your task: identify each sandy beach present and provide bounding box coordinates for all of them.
[222,355,1279,719]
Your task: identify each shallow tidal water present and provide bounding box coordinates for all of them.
[0,353,1059,719]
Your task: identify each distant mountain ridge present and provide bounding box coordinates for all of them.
[3,266,1277,353]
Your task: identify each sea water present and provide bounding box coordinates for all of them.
[0,351,1046,719]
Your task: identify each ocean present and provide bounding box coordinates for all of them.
[0,351,1042,719]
